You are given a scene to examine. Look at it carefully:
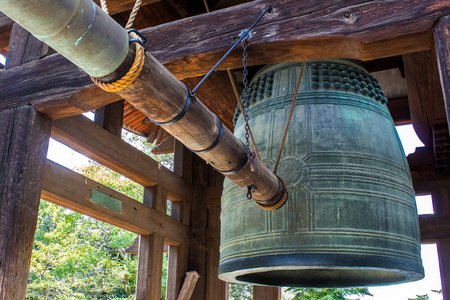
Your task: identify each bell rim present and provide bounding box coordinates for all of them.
[218,252,424,287]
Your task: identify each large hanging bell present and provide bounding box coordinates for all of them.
[218,60,424,287]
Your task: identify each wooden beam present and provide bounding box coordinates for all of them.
[403,50,447,148]
[51,115,193,202]
[41,160,189,245]
[0,12,13,49]
[419,214,450,243]
[145,0,446,79]
[136,186,167,299]
[434,15,450,132]
[253,286,281,300]
[1,0,448,119]
[0,106,51,300]
[94,100,125,138]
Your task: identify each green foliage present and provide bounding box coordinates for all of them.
[286,287,372,300]
[27,201,137,299]
[408,295,429,300]
[28,130,173,299]
[228,284,253,300]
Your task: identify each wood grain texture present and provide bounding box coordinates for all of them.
[0,106,51,300]
[419,214,450,243]
[94,100,125,138]
[0,12,13,49]
[142,0,445,79]
[51,115,193,201]
[403,50,447,147]
[0,0,448,118]
[41,160,189,245]
[167,142,194,300]
[177,271,201,300]
[253,286,281,300]
[434,15,450,132]
[432,187,450,300]
[5,23,48,69]
[136,186,167,299]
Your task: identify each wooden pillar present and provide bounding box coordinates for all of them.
[432,187,450,300]
[434,15,450,130]
[206,171,227,300]
[166,141,193,300]
[0,106,51,299]
[136,185,167,299]
[94,99,124,138]
[253,286,281,300]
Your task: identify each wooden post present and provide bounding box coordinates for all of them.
[167,141,193,300]
[0,106,51,299]
[136,185,167,299]
[177,271,200,300]
[432,187,450,300]
[434,15,450,130]
[205,171,226,300]
[253,286,281,300]
[94,99,124,138]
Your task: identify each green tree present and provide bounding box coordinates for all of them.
[228,284,253,300]
[28,130,173,299]
[286,287,372,300]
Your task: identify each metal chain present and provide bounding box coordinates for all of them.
[242,37,251,152]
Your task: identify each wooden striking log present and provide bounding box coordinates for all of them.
[0,106,51,300]
[51,115,193,201]
[434,15,450,131]
[41,160,189,245]
[136,186,166,299]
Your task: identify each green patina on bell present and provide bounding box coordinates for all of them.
[218,60,424,287]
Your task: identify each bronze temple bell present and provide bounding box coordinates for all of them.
[218,60,424,287]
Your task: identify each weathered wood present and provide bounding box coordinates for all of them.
[205,172,226,300]
[1,0,449,118]
[51,115,193,201]
[145,0,443,79]
[187,155,209,299]
[403,50,447,148]
[253,286,281,300]
[0,106,51,300]
[432,187,450,300]
[5,23,48,69]
[125,236,169,254]
[94,100,125,137]
[419,214,450,243]
[167,141,193,300]
[435,15,450,132]
[387,97,411,126]
[0,12,13,49]
[136,186,167,299]
[41,160,189,245]
[177,271,201,300]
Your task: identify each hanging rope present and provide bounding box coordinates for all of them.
[273,61,306,175]
[227,69,261,160]
[91,0,145,92]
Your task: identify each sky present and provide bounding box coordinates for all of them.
[46,119,443,300]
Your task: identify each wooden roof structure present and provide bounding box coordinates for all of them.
[1,0,450,299]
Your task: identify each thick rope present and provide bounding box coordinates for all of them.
[227,69,260,160]
[253,177,288,210]
[91,0,145,92]
[273,61,306,175]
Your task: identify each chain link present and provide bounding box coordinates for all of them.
[242,37,251,152]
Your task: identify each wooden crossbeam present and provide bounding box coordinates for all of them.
[1,0,449,117]
[419,214,450,243]
[41,160,190,245]
[51,115,193,202]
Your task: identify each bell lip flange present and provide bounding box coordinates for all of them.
[218,253,424,287]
